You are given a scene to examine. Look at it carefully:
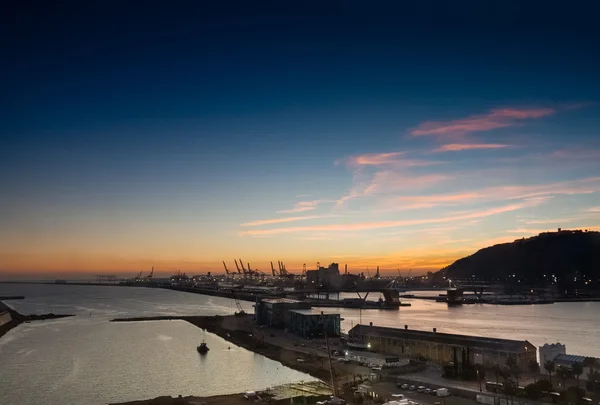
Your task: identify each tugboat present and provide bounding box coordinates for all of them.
[197,340,209,354]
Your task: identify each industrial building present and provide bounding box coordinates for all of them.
[285,309,340,338]
[306,262,342,288]
[349,324,537,369]
[254,298,310,327]
[254,298,341,338]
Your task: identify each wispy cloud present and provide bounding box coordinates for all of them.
[507,228,550,235]
[434,143,509,152]
[277,199,331,213]
[240,200,542,236]
[587,207,600,213]
[240,215,335,227]
[343,152,442,169]
[410,107,556,137]
[336,172,448,206]
[520,218,581,225]
[389,177,600,210]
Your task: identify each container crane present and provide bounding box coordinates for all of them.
[222,261,231,275]
[239,259,248,276]
[270,261,278,277]
[234,259,242,274]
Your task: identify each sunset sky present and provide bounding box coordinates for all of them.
[2,2,599,278]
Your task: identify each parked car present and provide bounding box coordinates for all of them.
[417,385,427,392]
[409,385,416,390]
[400,383,409,389]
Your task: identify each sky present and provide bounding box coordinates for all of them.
[1,1,600,278]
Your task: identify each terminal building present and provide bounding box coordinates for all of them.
[349,324,537,369]
[254,298,341,338]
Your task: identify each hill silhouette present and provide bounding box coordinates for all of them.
[437,229,600,285]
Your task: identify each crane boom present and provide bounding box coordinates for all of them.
[239,259,247,273]
[270,261,277,276]
[234,259,242,273]
[222,261,230,275]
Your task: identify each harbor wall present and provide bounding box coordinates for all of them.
[0,301,13,327]
[0,311,11,327]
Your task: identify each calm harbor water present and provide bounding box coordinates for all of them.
[1,284,599,405]
[0,285,315,405]
[326,292,600,358]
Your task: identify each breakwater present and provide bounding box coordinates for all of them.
[0,299,74,339]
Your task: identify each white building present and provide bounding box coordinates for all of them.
[345,350,408,367]
[539,343,566,367]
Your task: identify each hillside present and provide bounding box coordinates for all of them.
[437,230,600,284]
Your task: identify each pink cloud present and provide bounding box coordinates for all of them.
[240,215,334,227]
[344,152,441,169]
[240,201,542,236]
[410,107,556,137]
[351,152,405,166]
[434,143,509,152]
[278,199,330,213]
[388,177,600,209]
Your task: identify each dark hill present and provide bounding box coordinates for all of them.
[437,230,600,284]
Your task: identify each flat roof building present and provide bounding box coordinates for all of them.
[285,309,340,338]
[349,324,536,370]
[254,298,310,327]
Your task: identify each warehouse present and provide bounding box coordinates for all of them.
[254,298,310,327]
[285,309,340,338]
[348,324,536,369]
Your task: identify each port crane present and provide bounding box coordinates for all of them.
[270,261,278,277]
[234,259,242,274]
[146,266,154,280]
[223,261,236,281]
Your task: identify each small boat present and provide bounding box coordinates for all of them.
[197,340,209,354]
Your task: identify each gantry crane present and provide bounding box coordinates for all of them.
[271,261,278,277]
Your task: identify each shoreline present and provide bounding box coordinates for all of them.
[0,300,74,339]
[110,389,331,405]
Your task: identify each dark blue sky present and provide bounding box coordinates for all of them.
[2,1,600,274]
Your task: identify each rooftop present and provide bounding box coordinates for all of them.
[289,309,340,316]
[554,354,599,365]
[261,298,303,304]
[349,324,535,353]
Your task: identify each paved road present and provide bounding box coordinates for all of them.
[372,381,480,405]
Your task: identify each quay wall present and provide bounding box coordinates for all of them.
[0,301,13,327]
[0,311,11,327]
